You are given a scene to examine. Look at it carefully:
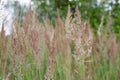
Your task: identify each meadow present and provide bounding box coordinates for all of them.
[0,7,120,80]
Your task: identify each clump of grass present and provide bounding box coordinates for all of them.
[0,6,120,80]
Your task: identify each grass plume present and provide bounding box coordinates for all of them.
[0,7,120,80]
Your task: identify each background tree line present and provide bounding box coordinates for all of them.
[5,0,120,37]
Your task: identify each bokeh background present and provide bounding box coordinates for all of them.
[0,0,120,37]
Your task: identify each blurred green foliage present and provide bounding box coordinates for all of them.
[110,0,120,38]
[5,0,120,37]
[31,0,120,36]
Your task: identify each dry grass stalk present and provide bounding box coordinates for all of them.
[65,6,94,79]
[1,23,8,53]
[1,23,9,75]
[94,15,117,65]
[0,6,120,80]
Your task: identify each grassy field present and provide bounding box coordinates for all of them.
[0,7,120,80]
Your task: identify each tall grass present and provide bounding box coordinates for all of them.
[0,7,120,80]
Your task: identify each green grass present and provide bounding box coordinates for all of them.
[0,7,120,80]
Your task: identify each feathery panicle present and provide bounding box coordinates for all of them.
[0,7,120,80]
[1,23,8,53]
